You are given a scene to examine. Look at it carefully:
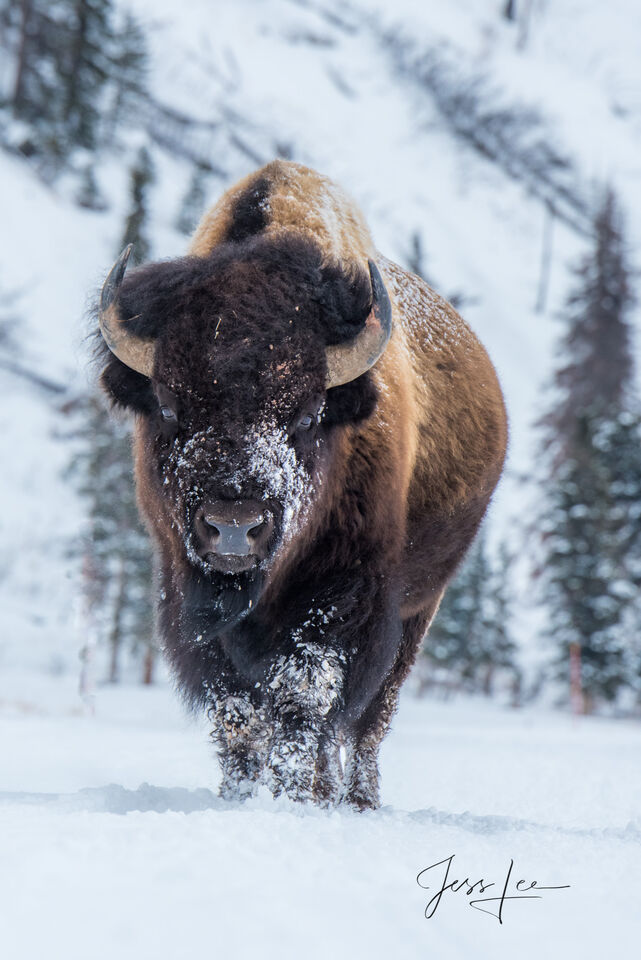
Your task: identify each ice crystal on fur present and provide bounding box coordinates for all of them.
[267,641,344,718]
[236,420,314,543]
[265,641,344,804]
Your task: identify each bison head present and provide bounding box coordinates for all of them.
[97,233,391,626]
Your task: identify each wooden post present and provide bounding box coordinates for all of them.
[78,548,98,716]
[107,558,127,683]
[569,641,584,715]
[142,643,155,685]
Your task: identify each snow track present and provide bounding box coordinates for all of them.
[2,784,641,845]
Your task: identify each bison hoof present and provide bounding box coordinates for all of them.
[344,790,381,812]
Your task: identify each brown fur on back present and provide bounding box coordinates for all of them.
[190,161,507,619]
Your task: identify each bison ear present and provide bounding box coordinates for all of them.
[100,351,156,414]
[316,261,373,346]
[323,374,378,427]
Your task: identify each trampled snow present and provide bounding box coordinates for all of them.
[1,676,640,959]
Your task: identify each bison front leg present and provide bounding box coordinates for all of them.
[314,734,342,805]
[265,642,344,805]
[343,728,385,811]
[344,609,435,810]
[208,695,272,801]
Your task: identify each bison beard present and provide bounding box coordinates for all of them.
[183,570,264,632]
[94,160,507,809]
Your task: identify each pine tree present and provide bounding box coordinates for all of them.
[1,0,67,161]
[62,0,115,151]
[546,191,634,447]
[538,188,641,712]
[0,271,19,353]
[481,542,521,698]
[0,1,147,168]
[2,0,110,158]
[104,10,147,142]
[420,530,519,697]
[120,145,154,263]
[66,391,155,684]
[175,162,210,235]
[75,162,106,209]
[453,533,490,691]
[421,543,480,693]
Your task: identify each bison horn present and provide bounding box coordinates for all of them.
[98,244,155,378]
[325,260,392,389]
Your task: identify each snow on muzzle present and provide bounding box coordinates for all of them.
[192,499,275,572]
[168,422,315,573]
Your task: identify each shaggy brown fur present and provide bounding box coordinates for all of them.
[96,160,507,809]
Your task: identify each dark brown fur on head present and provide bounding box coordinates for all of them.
[99,233,376,422]
[96,232,379,630]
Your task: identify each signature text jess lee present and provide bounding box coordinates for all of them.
[417,854,570,925]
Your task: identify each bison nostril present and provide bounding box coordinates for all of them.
[247,520,264,540]
[194,501,274,560]
[202,517,220,535]
[247,512,274,547]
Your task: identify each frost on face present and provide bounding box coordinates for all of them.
[163,417,316,569]
[164,427,215,515]
[233,420,315,548]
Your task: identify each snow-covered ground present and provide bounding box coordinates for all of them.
[1,676,640,959]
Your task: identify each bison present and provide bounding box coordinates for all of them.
[96,160,507,809]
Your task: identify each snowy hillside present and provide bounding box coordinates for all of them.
[1,1,640,956]
[2,0,640,669]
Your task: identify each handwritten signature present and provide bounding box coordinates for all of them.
[417,855,570,924]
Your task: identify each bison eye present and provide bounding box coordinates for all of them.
[160,405,177,422]
[297,414,314,431]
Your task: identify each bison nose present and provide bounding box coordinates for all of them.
[193,501,274,558]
